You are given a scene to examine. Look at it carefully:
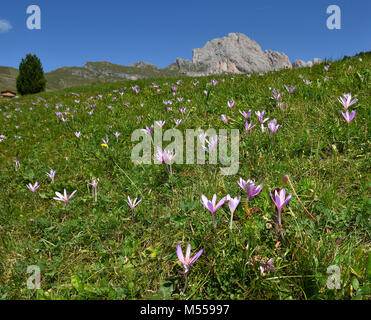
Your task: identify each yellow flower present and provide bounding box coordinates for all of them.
[101,143,108,148]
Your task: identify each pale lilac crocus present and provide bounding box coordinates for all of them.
[324,65,330,71]
[126,196,142,211]
[174,119,182,126]
[221,114,228,124]
[246,181,263,200]
[114,132,121,142]
[245,121,256,132]
[89,178,99,203]
[53,189,77,204]
[268,119,280,133]
[260,259,276,276]
[155,120,166,128]
[239,110,252,120]
[200,194,227,226]
[285,85,296,94]
[271,89,282,102]
[154,147,175,174]
[75,132,82,138]
[46,169,56,183]
[143,125,154,136]
[238,178,252,190]
[177,244,203,274]
[154,146,176,164]
[270,188,292,227]
[26,181,40,193]
[256,111,269,125]
[199,134,218,153]
[227,100,235,109]
[341,110,356,124]
[14,158,20,170]
[179,107,186,114]
[337,93,358,110]
[226,194,241,229]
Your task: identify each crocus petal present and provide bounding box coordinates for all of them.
[176,244,185,265]
[189,249,203,265]
[185,244,191,262]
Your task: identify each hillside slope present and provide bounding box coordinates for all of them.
[0,52,370,300]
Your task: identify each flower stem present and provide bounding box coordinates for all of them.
[182,274,189,295]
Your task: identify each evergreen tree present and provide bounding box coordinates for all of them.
[16,54,46,95]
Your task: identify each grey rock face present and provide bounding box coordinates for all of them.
[177,33,292,76]
[292,59,309,68]
[313,58,324,65]
[292,57,325,69]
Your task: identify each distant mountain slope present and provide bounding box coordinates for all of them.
[0,61,181,92]
[0,67,18,92]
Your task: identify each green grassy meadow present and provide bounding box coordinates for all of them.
[0,53,370,300]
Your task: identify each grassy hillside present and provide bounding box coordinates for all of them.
[0,52,370,300]
[0,61,181,92]
[0,67,18,92]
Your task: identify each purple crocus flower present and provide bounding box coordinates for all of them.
[256,111,269,125]
[268,119,280,133]
[227,100,235,108]
[200,194,227,226]
[199,134,218,153]
[341,110,356,124]
[132,85,140,94]
[246,181,263,200]
[75,132,82,138]
[143,125,154,136]
[114,132,121,142]
[260,258,276,276]
[179,107,186,114]
[239,110,252,119]
[154,147,176,164]
[285,85,296,94]
[26,181,40,193]
[226,195,241,229]
[238,178,253,190]
[177,244,203,274]
[271,89,282,101]
[14,158,20,170]
[46,169,56,183]
[337,93,358,110]
[324,65,330,71]
[245,121,256,132]
[270,188,292,227]
[226,195,241,214]
[174,119,182,126]
[155,120,166,128]
[221,114,228,124]
[53,189,77,204]
[89,178,99,203]
[126,196,142,211]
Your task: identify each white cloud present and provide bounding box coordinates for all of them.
[0,19,12,33]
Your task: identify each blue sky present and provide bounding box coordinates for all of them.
[1,0,370,72]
